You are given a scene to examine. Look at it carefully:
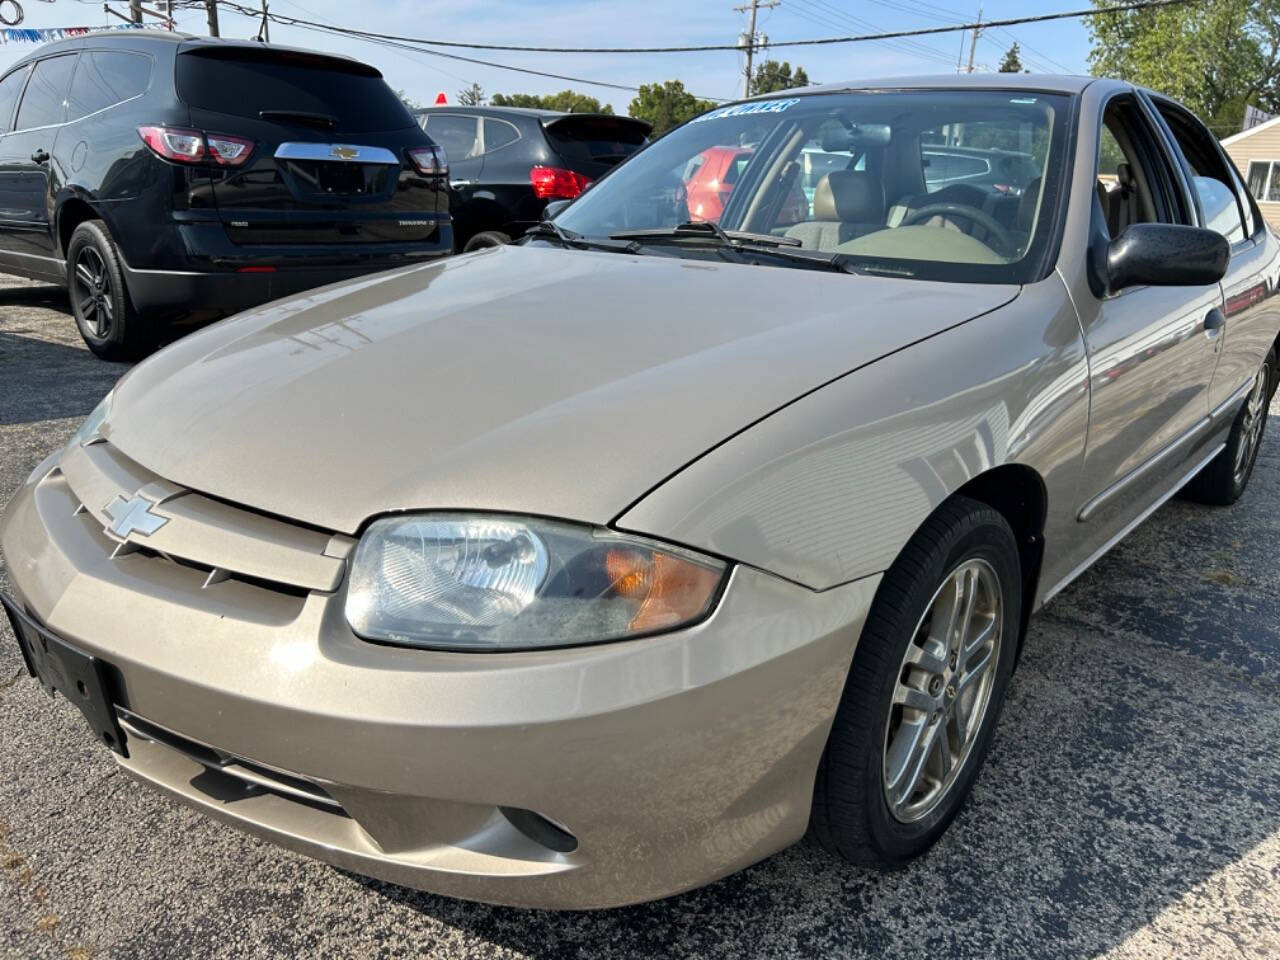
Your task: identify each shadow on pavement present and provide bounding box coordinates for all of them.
[0,331,128,426]
[0,283,70,314]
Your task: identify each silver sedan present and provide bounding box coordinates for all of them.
[2,74,1277,909]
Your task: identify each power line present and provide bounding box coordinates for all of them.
[198,0,1199,56]
[787,0,960,67]
[271,0,477,86]
[198,1,729,100]
[993,26,1075,72]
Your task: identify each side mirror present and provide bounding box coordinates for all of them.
[542,199,572,221]
[1106,223,1229,293]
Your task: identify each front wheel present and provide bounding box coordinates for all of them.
[66,219,150,361]
[811,496,1021,866]
[1185,347,1274,506]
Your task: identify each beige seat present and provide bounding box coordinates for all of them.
[1099,162,1141,237]
[785,171,887,250]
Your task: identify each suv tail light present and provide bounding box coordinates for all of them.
[530,166,591,200]
[407,145,448,178]
[137,126,254,167]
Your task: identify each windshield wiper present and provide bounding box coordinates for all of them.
[610,220,862,274]
[523,220,640,254]
[611,220,802,248]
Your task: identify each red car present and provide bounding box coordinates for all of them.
[685,145,805,224]
[685,145,753,223]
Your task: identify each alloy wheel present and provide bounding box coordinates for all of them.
[1234,363,1271,486]
[72,246,114,340]
[883,557,1004,823]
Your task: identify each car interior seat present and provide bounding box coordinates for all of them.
[1100,162,1142,238]
[785,171,886,249]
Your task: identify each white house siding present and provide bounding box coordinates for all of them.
[1224,121,1280,231]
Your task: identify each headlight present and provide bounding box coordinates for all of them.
[345,514,727,651]
[70,390,113,448]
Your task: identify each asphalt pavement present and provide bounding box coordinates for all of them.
[2,276,1279,959]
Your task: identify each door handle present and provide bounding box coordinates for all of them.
[449,179,473,188]
[1204,307,1226,337]
[30,149,49,164]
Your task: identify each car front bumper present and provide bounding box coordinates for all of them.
[0,455,878,908]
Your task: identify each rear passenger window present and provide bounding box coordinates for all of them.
[0,66,29,134]
[424,114,480,160]
[67,51,151,121]
[1228,164,1259,238]
[1154,100,1249,242]
[482,117,519,154]
[15,54,76,130]
[924,152,988,190]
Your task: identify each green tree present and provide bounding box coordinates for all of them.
[1088,0,1280,135]
[627,80,716,135]
[750,60,812,94]
[457,82,486,106]
[490,90,614,114]
[998,43,1024,73]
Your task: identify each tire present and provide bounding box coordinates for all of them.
[1185,347,1275,506]
[462,230,511,252]
[811,496,1021,866]
[66,220,150,361]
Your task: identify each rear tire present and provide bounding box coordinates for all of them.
[1185,347,1274,506]
[462,230,511,252]
[811,496,1020,866]
[66,220,150,361]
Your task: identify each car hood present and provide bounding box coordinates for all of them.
[106,244,1018,535]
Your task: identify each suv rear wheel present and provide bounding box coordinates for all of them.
[67,220,149,361]
[462,230,511,252]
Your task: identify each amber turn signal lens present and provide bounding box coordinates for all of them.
[605,548,723,632]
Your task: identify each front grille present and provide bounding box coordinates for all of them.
[118,711,348,816]
[56,439,353,597]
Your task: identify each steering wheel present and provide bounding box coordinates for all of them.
[899,202,1015,258]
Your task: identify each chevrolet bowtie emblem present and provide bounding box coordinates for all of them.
[104,494,168,539]
[330,145,359,161]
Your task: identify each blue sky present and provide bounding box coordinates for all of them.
[0,0,1096,111]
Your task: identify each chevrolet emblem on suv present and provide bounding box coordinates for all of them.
[330,145,360,161]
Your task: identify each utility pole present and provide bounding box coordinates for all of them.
[259,0,269,42]
[966,7,982,74]
[734,0,780,98]
[129,0,142,23]
[205,0,220,36]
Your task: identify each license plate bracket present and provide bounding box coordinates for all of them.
[1,593,128,757]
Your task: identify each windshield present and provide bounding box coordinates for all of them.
[555,90,1069,283]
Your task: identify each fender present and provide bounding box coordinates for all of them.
[614,273,1091,600]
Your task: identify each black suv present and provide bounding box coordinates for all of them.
[413,106,649,251]
[0,31,451,359]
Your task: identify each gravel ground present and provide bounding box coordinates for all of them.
[2,277,1279,960]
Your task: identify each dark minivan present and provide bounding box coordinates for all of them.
[0,30,451,358]
[413,105,649,251]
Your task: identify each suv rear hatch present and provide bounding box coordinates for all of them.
[176,44,445,246]
[540,115,650,181]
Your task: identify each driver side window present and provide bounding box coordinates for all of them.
[1095,98,1188,240]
